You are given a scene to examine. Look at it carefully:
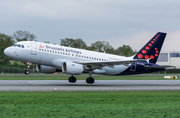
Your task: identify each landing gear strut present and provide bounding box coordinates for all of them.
[25,62,31,75]
[68,76,77,83]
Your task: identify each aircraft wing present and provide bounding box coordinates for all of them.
[75,59,146,70]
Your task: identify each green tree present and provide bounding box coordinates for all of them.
[0,33,15,59]
[89,41,114,53]
[60,38,87,49]
[114,45,135,57]
[13,30,36,42]
[0,33,15,65]
[44,41,49,44]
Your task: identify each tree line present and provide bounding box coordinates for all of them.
[0,30,136,67]
[60,38,136,56]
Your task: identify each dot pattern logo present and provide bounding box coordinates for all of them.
[137,34,160,60]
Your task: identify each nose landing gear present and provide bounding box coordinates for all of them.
[25,62,31,75]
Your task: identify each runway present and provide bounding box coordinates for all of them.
[1,74,180,76]
[0,80,180,91]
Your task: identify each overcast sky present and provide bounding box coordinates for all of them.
[1,0,180,51]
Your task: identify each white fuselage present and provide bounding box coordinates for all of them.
[4,41,134,75]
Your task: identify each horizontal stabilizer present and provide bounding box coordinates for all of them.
[145,65,175,69]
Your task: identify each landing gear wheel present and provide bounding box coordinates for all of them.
[24,70,30,75]
[69,76,77,83]
[25,62,31,75]
[86,77,95,84]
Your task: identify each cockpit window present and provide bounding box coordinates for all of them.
[13,44,17,47]
[12,44,24,48]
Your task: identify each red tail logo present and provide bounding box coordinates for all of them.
[137,34,160,60]
[133,32,166,63]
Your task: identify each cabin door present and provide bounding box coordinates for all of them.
[31,43,37,55]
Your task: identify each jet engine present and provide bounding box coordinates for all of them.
[36,65,61,74]
[62,62,84,75]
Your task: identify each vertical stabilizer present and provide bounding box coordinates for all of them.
[133,32,166,63]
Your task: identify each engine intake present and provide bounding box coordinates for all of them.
[36,65,61,74]
[62,62,83,75]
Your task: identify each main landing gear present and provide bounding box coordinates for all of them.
[86,72,95,84]
[24,62,31,75]
[68,76,77,83]
[69,72,95,84]
[86,77,94,84]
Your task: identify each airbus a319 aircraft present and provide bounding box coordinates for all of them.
[4,32,167,84]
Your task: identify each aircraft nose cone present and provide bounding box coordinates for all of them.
[4,47,10,57]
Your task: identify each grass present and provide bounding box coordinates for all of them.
[0,91,180,117]
[0,75,176,80]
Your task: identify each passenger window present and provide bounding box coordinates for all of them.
[72,54,74,56]
[39,49,41,51]
[22,45,24,48]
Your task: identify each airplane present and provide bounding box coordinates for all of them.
[4,32,167,84]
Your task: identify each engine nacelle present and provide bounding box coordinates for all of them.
[36,65,59,74]
[62,62,84,75]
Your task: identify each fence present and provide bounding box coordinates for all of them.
[0,67,37,73]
